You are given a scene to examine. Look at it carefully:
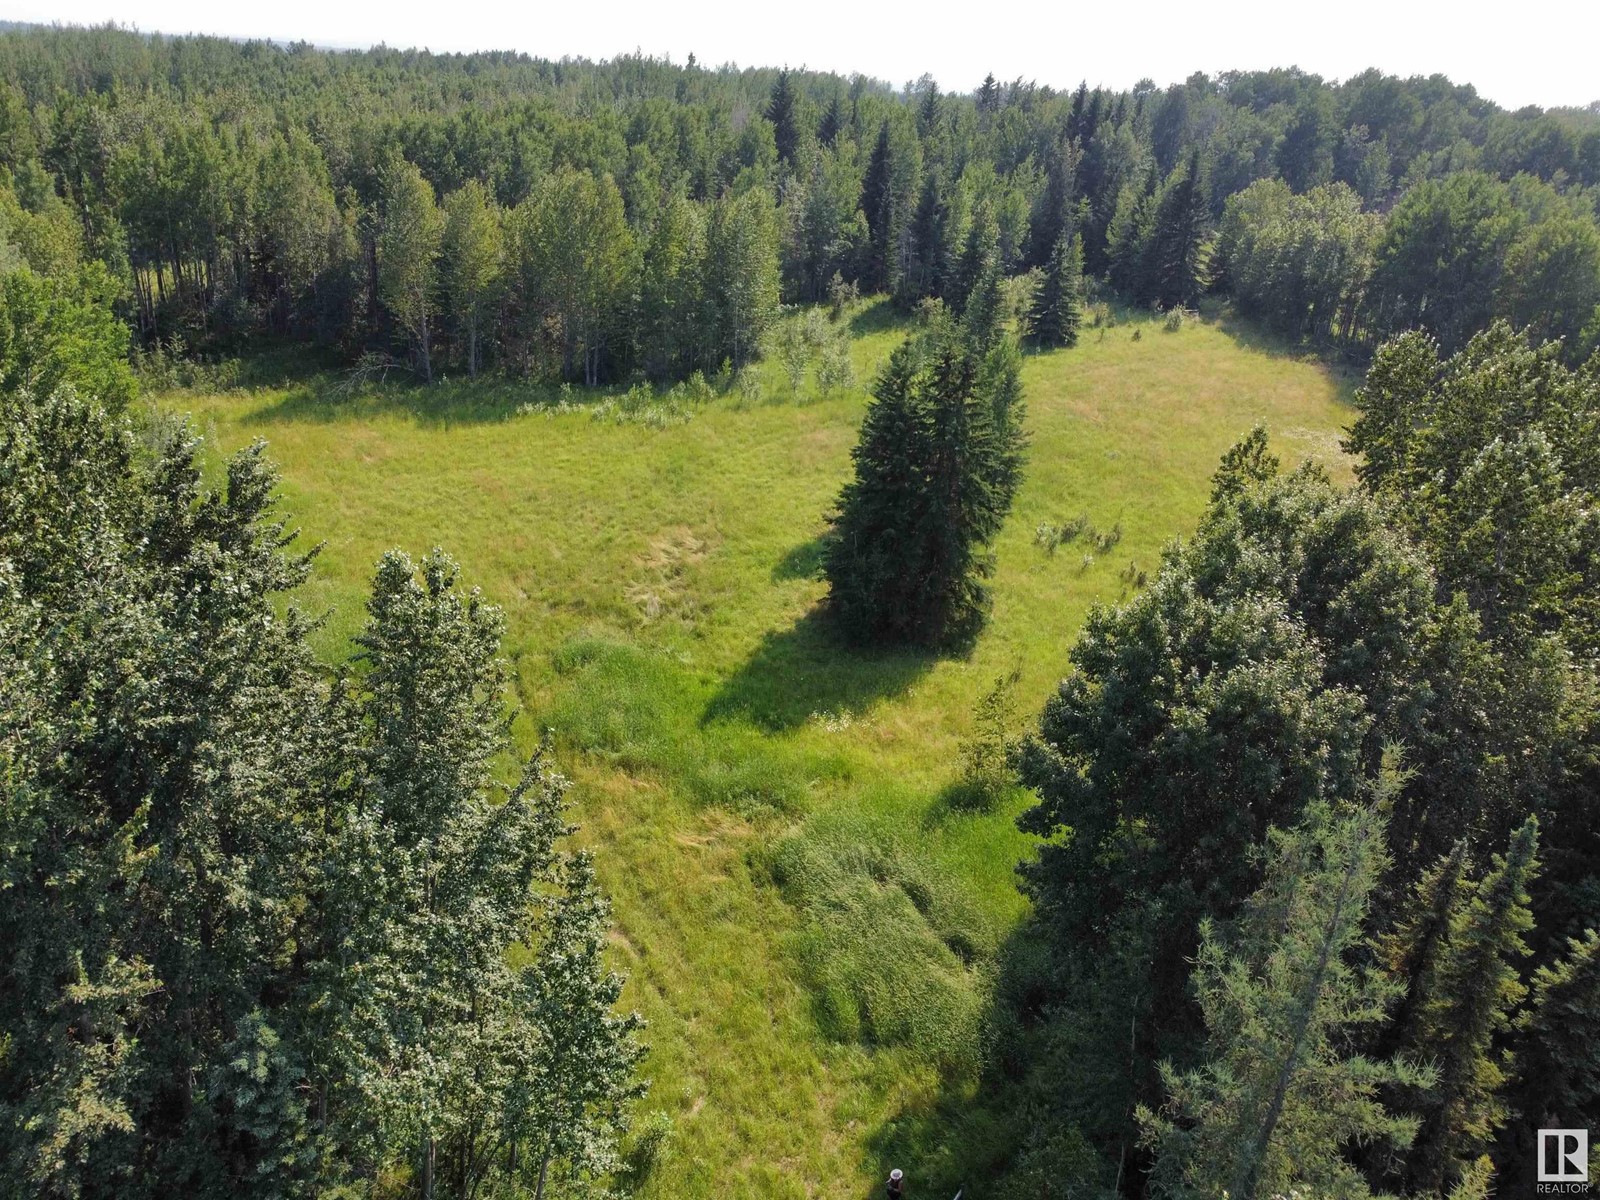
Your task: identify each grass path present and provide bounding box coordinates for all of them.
[171,305,1353,1197]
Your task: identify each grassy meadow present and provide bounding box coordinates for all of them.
[165,302,1355,1198]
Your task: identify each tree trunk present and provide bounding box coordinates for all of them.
[419,308,433,384]
[534,1149,551,1200]
[421,1135,436,1200]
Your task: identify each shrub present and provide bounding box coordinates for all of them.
[815,336,855,396]
[952,665,1023,811]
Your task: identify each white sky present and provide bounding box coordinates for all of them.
[10,0,1600,112]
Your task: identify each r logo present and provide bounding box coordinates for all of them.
[1541,1130,1590,1183]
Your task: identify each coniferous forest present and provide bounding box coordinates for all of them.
[2,19,1599,1200]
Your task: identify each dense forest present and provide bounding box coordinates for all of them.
[1,23,1598,384]
[2,19,1600,1200]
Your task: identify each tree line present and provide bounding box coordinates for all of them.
[1,24,1598,384]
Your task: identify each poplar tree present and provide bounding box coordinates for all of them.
[378,156,443,382]
[441,179,502,377]
[504,851,648,1200]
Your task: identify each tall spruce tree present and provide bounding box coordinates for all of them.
[1497,929,1600,1190]
[949,199,998,315]
[766,69,800,168]
[823,319,1025,646]
[1141,770,1429,1200]
[1031,231,1085,348]
[1141,150,1210,309]
[1404,817,1540,1197]
[861,121,896,292]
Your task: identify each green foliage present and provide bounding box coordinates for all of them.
[440,179,503,377]
[1347,322,1600,652]
[0,263,134,408]
[1142,768,1429,1200]
[0,378,645,1197]
[1369,171,1520,355]
[1217,178,1379,343]
[377,156,444,381]
[1030,232,1085,349]
[823,321,1026,647]
[1402,818,1540,1196]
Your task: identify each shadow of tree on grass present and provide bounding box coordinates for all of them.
[701,606,938,732]
[771,535,829,583]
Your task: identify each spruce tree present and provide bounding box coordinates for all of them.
[1378,839,1471,1054]
[901,171,949,305]
[949,200,998,316]
[1141,771,1428,1200]
[766,69,800,168]
[976,73,1000,118]
[1031,231,1085,349]
[860,121,895,292]
[1142,150,1210,309]
[1405,817,1540,1197]
[817,91,844,148]
[823,320,1025,646]
[1028,141,1078,269]
[1498,929,1600,1189]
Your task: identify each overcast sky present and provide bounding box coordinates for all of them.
[13,0,1600,111]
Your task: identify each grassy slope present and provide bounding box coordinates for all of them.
[170,304,1353,1198]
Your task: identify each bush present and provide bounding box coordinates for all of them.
[734,362,763,406]
[1033,513,1090,555]
[815,336,855,396]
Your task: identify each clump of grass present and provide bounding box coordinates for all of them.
[1163,307,1198,332]
[591,381,700,428]
[755,806,993,1072]
[1033,513,1090,555]
[1035,514,1120,557]
[1120,559,1149,589]
[618,1110,676,1190]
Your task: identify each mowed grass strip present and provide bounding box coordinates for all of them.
[170,303,1352,1196]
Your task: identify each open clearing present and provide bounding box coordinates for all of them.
[171,303,1353,1197]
